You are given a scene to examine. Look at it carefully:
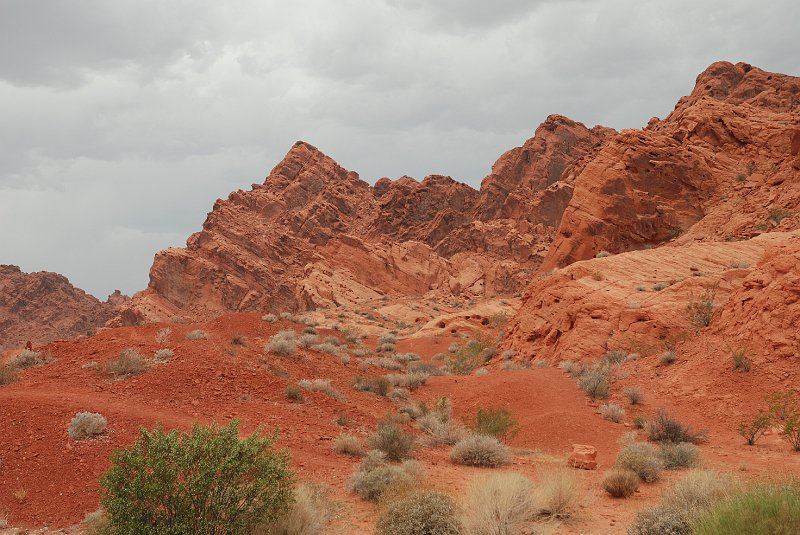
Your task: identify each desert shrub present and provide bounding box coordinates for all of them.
[311,342,339,355]
[302,327,318,335]
[155,327,172,343]
[660,350,677,365]
[417,413,467,446]
[633,415,648,429]
[578,368,611,399]
[615,442,663,482]
[286,386,304,402]
[449,435,509,468]
[470,408,519,442]
[257,482,333,535]
[376,489,461,535]
[334,434,365,457]
[558,359,582,376]
[624,387,643,405]
[536,466,581,519]
[474,368,488,376]
[660,442,699,470]
[349,451,421,502]
[298,334,317,348]
[730,260,750,269]
[185,330,208,340]
[408,361,443,375]
[322,336,340,346]
[462,472,536,535]
[502,361,530,371]
[153,349,173,362]
[769,207,792,224]
[501,350,515,360]
[279,312,294,321]
[628,506,691,535]
[352,376,391,397]
[692,484,800,535]
[298,317,317,327]
[596,250,612,258]
[232,335,248,346]
[10,349,46,368]
[654,282,670,291]
[99,420,293,535]
[352,348,370,358]
[603,468,640,498]
[732,350,751,371]
[0,364,18,385]
[389,388,409,400]
[393,352,421,363]
[686,288,715,328]
[647,409,705,444]
[782,416,800,451]
[384,372,428,390]
[600,403,626,423]
[379,333,397,345]
[68,411,108,440]
[262,313,278,323]
[448,343,459,353]
[106,348,147,378]
[766,390,799,422]
[267,331,297,356]
[368,422,414,461]
[377,342,396,353]
[601,350,627,365]
[82,511,113,535]
[297,379,344,401]
[447,338,490,375]
[738,413,771,446]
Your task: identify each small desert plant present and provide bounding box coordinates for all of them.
[596,250,612,258]
[153,348,173,362]
[692,483,800,535]
[262,313,278,323]
[155,327,172,343]
[558,359,582,376]
[462,472,536,534]
[738,413,771,446]
[768,207,792,225]
[10,349,45,368]
[375,489,462,535]
[686,288,716,328]
[782,416,800,451]
[732,350,751,371]
[0,364,18,385]
[653,281,670,291]
[624,387,643,405]
[578,368,611,399]
[297,379,344,401]
[729,260,750,269]
[628,506,691,535]
[603,468,640,498]
[68,411,108,440]
[302,327,318,335]
[417,413,467,447]
[106,348,147,378]
[279,312,294,321]
[633,415,648,429]
[334,434,365,457]
[231,335,248,346]
[352,376,391,397]
[286,386,304,402]
[449,434,510,467]
[615,442,663,482]
[99,420,293,535]
[647,408,705,444]
[536,466,581,519]
[384,372,428,390]
[185,330,209,340]
[313,342,341,356]
[601,350,628,365]
[600,403,626,423]
[298,334,317,348]
[267,331,298,356]
[659,442,700,470]
[660,350,677,365]
[471,408,519,442]
[368,422,414,461]
[349,451,421,502]
[257,482,333,535]
[766,390,798,422]
[379,332,397,345]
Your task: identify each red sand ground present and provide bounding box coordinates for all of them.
[1,311,799,534]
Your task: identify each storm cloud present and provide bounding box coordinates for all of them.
[1,0,798,297]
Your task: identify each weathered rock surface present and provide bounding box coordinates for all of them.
[0,265,125,347]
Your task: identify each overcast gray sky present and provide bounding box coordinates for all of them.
[1,0,798,298]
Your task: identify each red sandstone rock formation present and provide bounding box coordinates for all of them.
[0,265,126,347]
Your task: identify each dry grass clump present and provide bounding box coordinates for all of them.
[603,468,640,498]
[153,348,173,362]
[10,349,46,368]
[647,408,706,444]
[385,372,428,390]
[267,331,298,356]
[368,422,415,461]
[0,364,19,385]
[286,386,304,402]
[449,434,510,467]
[256,482,334,535]
[68,411,108,440]
[600,403,626,423]
[615,442,663,483]
[298,334,318,348]
[470,408,519,442]
[624,387,643,405]
[659,442,700,470]
[155,327,172,343]
[352,375,391,397]
[376,488,461,535]
[185,329,208,340]
[417,403,468,447]
[297,379,344,401]
[462,472,536,534]
[557,359,582,376]
[231,335,248,346]
[349,451,422,502]
[334,433,365,457]
[279,312,294,321]
[106,348,148,377]
[536,466,581,519]
[577,367,611,399]
[262,313,278,323]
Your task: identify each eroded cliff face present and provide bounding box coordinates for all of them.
[116,115,612,324]
[542,61,800,270]
[0,265,124,346]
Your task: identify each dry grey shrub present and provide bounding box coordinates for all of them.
[153,349,173,362]
[106,348,147,377]
[185,329,208,340]
[267,331,298,356]
[449,435,510,467]
[68,411,108,440]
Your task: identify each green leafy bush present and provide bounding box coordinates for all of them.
[100,420,293,535]
[738,413,771,446]
[471,408,519,442]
